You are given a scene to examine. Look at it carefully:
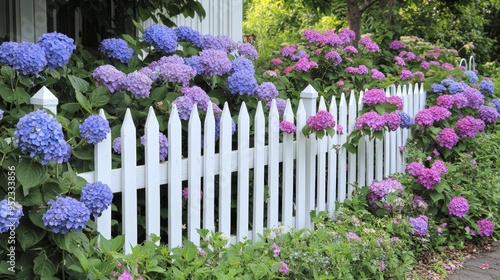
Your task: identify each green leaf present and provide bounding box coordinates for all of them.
[75,91,93,114]
[429,190,444,203]
[428,126,441,135]
[1,66,15,81]
[316,130,324,139]
[68,75,90,93]
[0,84,14,103]
[60,103,81,114]
[33,254,56,277]
[373,130,384,140]
[99,235,124,252]
[53,232,90,253]
[132,19,144,33]
[374,104,385,115]
[16,221,46,251]
[122,34,137,45]
[16,160,47,195]
[90,87,111,107]
[343,143,358,154]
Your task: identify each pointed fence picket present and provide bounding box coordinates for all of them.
[76,83,426,250]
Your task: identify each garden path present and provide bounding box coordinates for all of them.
[447,242,500,280]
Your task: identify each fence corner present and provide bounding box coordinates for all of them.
[31,86,58,115]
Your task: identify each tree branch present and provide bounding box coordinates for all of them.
[359,0,379,13]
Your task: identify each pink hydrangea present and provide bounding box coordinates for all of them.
[383,111,401,131]
[414,109,434,126]
[306,110,336,131]
[436,95,454,109]
[416,168,442,189]
[448,197,469,218]
[355,111,385,130]
[406,162,425,177]
[436,128,459,149]
[270,58,283,66]
[400,69,413,80]
[371,69,386,80]
[477,219,494,237]
[456,116,482,138]
[279,120,296,134]
[394,56,406,66]
[387,96,404,110]
[428,106,451,122]
[362,89,387,106]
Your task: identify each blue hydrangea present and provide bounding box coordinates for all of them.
[143,24,178,53]
[123,70,153,98]
[201,34,235,52]
[431,83,446,93]
[0,42,19,65]
[181,86,211,111]
[408,216,428,236]
[184,56,202,74]
[174,26,202,47]
[112,137,121,154]
[227,70,258,95]
[155,62,196,87]
[140,132,169,161]
[138,66,158,82]
[198,49,232,76]
[237,42,258,60]
[0,199,23,234]
[215,117,237,140]
[92,65,126,93]
[37,32,76,69]
[464,70,478,83]
[231,57,255,74]
[11,42,47,75]
[80,182,113,216]
[449,82,464,95]
[14,110,71,165]
[491,99,500,113]
[479,80,494,95]
[398,111,414,129]
[255,82,279,102]
[99,38,134,64]
[42,196,90,234]
[0,109,3,120]
[79,115,111,144]
[173,95,195,120]
[440,79,454,87]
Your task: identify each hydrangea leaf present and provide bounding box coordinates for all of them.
[68,74,90,93]
[0,84,15,103]
[75,91,93,114]
[16,220,46,251]
[0,65,15,81]
[17,159,47,195]
[90,87,111,107]
[33,253,56,277]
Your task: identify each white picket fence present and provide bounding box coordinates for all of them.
[76,83,426,253]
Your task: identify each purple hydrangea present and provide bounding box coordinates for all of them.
[231,57,255,74]
[140,133,169,161]
[441,79,454,87]
[477,219,494,237]
[491,99,500,112]
[431,83,447,93]
[215,117,237,140]
[478,105,499,123]
[383,112,401,131]
[184,56,202,74]
[113,137,121,154]
[181,86,211,111]
[464,70,478,83]
[452,93,469,109]
[394,56,406,67]
[123,70,153,98]
[0,109,4,120]
[463,87,484,109]
[389,40,406,49]
[279,120,296,133]
[255,82,279,102]
[400,69,413,80]
[14,110,71,165]
[267,98,287,115]
[0,199,23,233]
[346,232,361,241]
[362,89,387,106]
[436,128,459,149]
[142,24,178,53]
[198,49,232,76]
[200,34,235,52]
[173,95,195,120]
[174,26,201,47]
[80,182,113,216]
[37,32,76,69]
[227,70,258,95]
[417,168,442,189]
[436,95,454,109]
[92,65,126,93]
[407,162,425,177]
[42,196,90,234]
[479,80,494,95]
[456,116,483,138]
[156,62,196,87]
[99,38,134,64]
[387,96,404,110]
[428,106,451,122]
[409,215,428,236]
[355,111,385,130]
[371,69,386,80]
[357,65,369,75]
[293,56,316,71]
[448,197,469,218]
[367,178,404,210]
[414,109,434,126]
[306,110,336,131]
[325,51,342,66]
[237,42,258,60]
[411,195,428,210]
[9,42,47,75]
[398,111,414,129]
[79,115,111,144]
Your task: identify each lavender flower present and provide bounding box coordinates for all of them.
[398,111,414,129]
[416,168,442,189]
[452,94,469,109]
[156,62,196,87]
[142,24,178,53]
[362,89,387,106]
[0,42,18,65]
[140,133,169,161]
[428,106,451,122]
[174,26,202,47]
[389,40,406,49]
[237,42,258,59]
[92,65,126,93]
[255,82,279,102]
[0,199,23,233]
[123,70,153,98]
[414,109,434,126]
[37,32,76,69]
[371,69,386,80]
[14,110,71,164]
[406,162,425,177]
[79,115,111,144]
[448,197,469,218]
[449,82,464,95]
[267,98,287,115]
[279,121,296,133]
[431,84,446,93]
[184,56,202,74]
[383,112,401,131]
[325,50,342,66]
[198,49,232,76]
[306,110,335,131]
[42,196,91,234]
[99,38,133,64]
[409,215,428,236]
[463,87,484,109]
[491,99,500,112]
[173,95,195,120]
[227,70,258,95]
[477,219,494,237]
[479,80,494,95]
[436,95,454,109]
[436,128,459,149]
[200,34,234,52]
[80,182,113,216]
[478,105,499,123]
[113,137,121,154]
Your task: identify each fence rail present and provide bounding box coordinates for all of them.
[74,83,426,253]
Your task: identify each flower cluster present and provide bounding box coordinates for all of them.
[0,199,23,233]
[92,65,126,93]
[436,128,459,149]
[42,196,91,234]
[140,132,169,161]
[279,120,296,134]
[306,110,336,132]
[151,56,197,87]
[255,82,279,102]
[37,32,76,69]
[198,49,232,77]
[14,110,71,165]
[477,105,499,124]
[411,195,428,211]
[80,182,113,216]
[456,116,485,138]
[143,24,178,53]
[0,42,47,75]
[407,160,447,189]
[398,111,414,129]
[476,219,494,237]
[180,86,211,112]
[237,42,258,60]
[174,26,202,47]
[362,89,387,106]
[366,178,404,210]
[79,115,111,144]
[409,215,428,236]
[227,68,258,95]
[100,38,134,63]
[123,71,153,98]
[447,197,469,218]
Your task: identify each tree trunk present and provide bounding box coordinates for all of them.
[346,0,362,44]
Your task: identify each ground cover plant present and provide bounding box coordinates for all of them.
[0,23,498,279]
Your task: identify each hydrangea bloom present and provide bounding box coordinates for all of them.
[80,182,113,216]
[367,178,404,210]
[174,26,201,47]
[491,99,500,112]
[200,34,234,52]
[431,83,446,93]
[92,65,126,93]
[270,58,283,66]
[343,46,358,53]
[79,115,111,144]
[355,111,385,130]
[478,105,499,123]
[156,62,196,87]
[279,120,296,133]
[346,232,361,241]
[463,87,484,109]
[452,93,469,109]
[371,69,386,80]
[0,199,23,233]
[99,38,133,63]
[10,42,47,75]
[325,51,342,66]
[42,196,91,234]
[0,42,18,65]
[306,110,335,131]
[398,111,414,129]
[441,79,454,87]
[140,133,169,161]
[477,219,494,237]
[414,109,434,126]
[231,57,255,74]
[142,24,178,53]
[409,215,428,236]
[280,45,297,57]
[357,65,369,75]
[123,70,153,98]
[14,110,71,164]
[0,109,4,120]
[456,116,483,138]
[416,168,442,189]
[464,70,478,83]
[198,49,232,76]
[184,56,201,74]
[37,32,76,69]
[449,82,464,95]
[387,96,404,110]
[173,95,195,120]
[383,112,401,131]
[479,80,494,95]
[389,40,406,49]
[227,70,258,95]
[181,86,211,111]
[113,137,121,154]
[436,95,454,108]
[428,106,451,122]
[267,98,287,115]
[436,128,459,149]
[394,56,406,67]
[255,82,279,102]
[237,42,258,59]
[448,197,469,218]
[362,89,386,106]
[400,69,413,80]
[411,195,428,210]
[406,162,425,177]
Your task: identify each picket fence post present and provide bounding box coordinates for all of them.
[31,86,58,114]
